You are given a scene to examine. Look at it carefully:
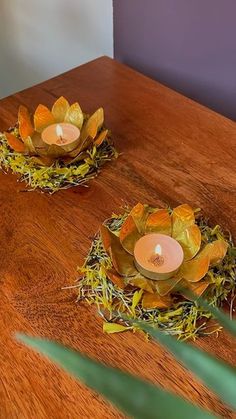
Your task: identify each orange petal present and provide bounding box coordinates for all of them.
[106,269,126,289]
[52,96,70,122]
[65,102,84,129]
[34,104,55,132]
[100,224,112,252]
[145,209,171,235]
[200,240,228,266]
[80,108,104,141]
[4,132,25,153]
[18,105,34,141]
[94,129,108,146]
[142,292,172,309]
[180,278,211,299]
[172,204,195,238]
[119,214,141,254]
[129,275,154,293]
[175,224,201,261]
[181,255,210,282]
[153,273,183,296]
[130,203,150,234]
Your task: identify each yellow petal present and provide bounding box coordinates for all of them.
[100,225,137,277]
[52,96,70,122]
[153,274,183,296]
[18,105,34,141]
[181,255,210,282]
[119,214,141,254]
[94,129,108,146]
[4,132,25,153]
[31,132,45,149]
[80,136,94,152]
[200,240,228,265]
[142,292,172,309]
[65,134,93,160]
[103,323,132,334]
[106,269,126,289]
[172,204,195,238]
[145,209,171,235]
[63,151,88,166]
[132,289,143,311]
[175,224,201,260]
[24,136,37,155]
[34,104,55,132]
[65,102,84,129]
[46,144,67,158]
[67,141,85,158]
[30,156,54,166]
[179,278,211,299]
[110,246,137,277]
[129,275,154,293]
[80,108,104,141]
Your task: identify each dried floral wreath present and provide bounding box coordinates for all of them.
[76,203,236,340]
[0,97,117,192]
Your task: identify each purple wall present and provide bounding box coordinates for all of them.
[113,0,236,121]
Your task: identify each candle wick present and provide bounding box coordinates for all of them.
[56,135,66,145]
[148,254,165,267]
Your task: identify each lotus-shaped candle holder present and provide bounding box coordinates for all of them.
[100,203,228,308]
[77,203,235,339]
[0,97,117,192]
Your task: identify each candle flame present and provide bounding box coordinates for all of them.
[56,124,63,137]
[155,244,162,256]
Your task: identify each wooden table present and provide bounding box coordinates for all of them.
[0,56,236,419]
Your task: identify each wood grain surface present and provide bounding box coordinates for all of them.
[0,57,236,419]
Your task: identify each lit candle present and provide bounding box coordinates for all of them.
[134,233,184,280]
[42,123,80,152]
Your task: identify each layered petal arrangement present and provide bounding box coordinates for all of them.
[0,97,117,191]
[4,96,108,166]
[77,202,235,339]
[100,203,228,309]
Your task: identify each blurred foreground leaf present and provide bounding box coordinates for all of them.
[193,293,236,337]
[16,334,216,419]
[131,319,236,410]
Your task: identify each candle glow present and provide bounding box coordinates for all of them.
[155,244,162,255]
[134,233,184,280]
[41,123,80,150]
[56,124,63,138]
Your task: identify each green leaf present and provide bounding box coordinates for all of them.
[16,334,216,419]
[130,320,236,411]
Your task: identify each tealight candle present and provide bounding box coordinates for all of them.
[42,123,80,152]
[134,233,184,280]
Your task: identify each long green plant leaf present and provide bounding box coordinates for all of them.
[16,334,216,419]
[130,320,236,411]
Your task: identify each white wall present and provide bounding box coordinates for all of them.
[0,0,113,98]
